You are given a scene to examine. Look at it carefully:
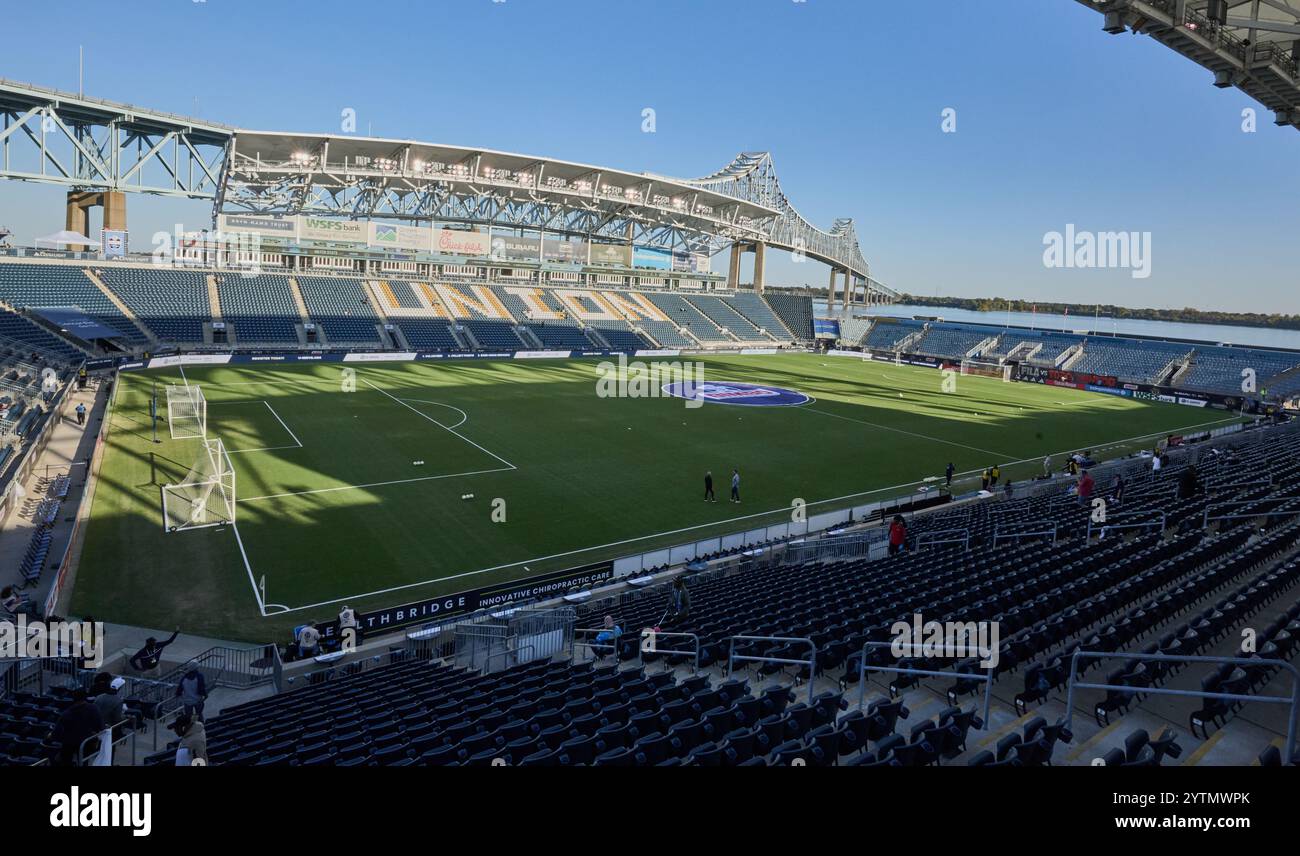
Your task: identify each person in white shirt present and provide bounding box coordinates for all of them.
[339,605,360,648]
[296,624,322,659]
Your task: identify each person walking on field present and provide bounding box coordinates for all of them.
[704,471,716,503]
[730,469,741,503]
[945,462,954,487]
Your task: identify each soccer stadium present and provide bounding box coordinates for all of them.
[2,2,1300,811]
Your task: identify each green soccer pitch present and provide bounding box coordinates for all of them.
[71,353,1242,642]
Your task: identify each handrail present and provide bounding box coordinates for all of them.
[152,696,189,754]
[1063,649,1300,763]
[854,640,993,725]
[637,629,701,674]
[992,522,1056,544]
[726,635,817,704]
[482,643,536,675]
[1202,503,1300,527]
[1087,511,1165,539]
[76,719,138,767]
[914,528,969,550]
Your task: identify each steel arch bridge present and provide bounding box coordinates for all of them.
[0,78,896,304]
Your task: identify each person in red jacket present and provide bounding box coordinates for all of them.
[1077,470,1095,506]
[888,515,907,556]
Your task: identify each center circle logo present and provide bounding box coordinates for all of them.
[661,380,810,407]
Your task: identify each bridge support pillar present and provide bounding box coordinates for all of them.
[728,242,743,290]
[827,267,839,308]
[752,242,765,293]
[842,270,851,311]
[65,190,126,252]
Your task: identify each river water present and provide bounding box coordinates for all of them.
[815,302,1300,352]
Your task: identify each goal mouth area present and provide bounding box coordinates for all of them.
[160,437,236,533]
[165,383,208,440]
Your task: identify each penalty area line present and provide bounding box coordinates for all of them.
[237,465,515,503]
[363,378,516,470]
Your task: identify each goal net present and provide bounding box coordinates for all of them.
[166,384,207,440]
[161,438,235,532]
[960,360,1013,382]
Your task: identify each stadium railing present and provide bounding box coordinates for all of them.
[991,521,1057,545]
[1086,511,1166,539]
[727,635,818,704]
[1062,650,1300,764]
[914,528,971,550]
[854,640,994,726]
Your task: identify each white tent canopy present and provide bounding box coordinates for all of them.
[34,230,95,247]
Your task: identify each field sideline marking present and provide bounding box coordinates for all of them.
[261,411,1247,616]
[211,399,305,454]
[263,472,948,616]
[238,465,514,503]
[262,401,303,447]
[801,405,1016,459]
[362,378,517,470]
[231,522,287,616]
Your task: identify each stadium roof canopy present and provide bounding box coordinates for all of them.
[223,133,877,283]
[1073,0,1300,129]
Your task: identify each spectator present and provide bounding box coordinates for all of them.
[888,514,907,556]
[1077,470,1095,506]
[176,666,209,721]
[50,690,104,766]
[666,577,691,627]
[171,714,208,766]
[944,462,954,486]
[75,402,86,426]
[1,586,39,618]
[129,629,179,676]
[1112,474,1126,505]
[91,674,123,724]
[339,604,360,647]
[980,467,991,490]
[1178,464,1200,500]
[296,623,322,660]
[593,615,623,659]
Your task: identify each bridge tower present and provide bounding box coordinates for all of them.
[726,241,768,293]
[65,191,127,252]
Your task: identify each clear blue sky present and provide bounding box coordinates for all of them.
[1,0,1295,313]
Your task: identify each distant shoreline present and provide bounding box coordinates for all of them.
[897,295,1299,333]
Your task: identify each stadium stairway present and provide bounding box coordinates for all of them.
[82,268,157,348]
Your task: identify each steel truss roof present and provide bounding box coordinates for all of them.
[1073,1,1300,128]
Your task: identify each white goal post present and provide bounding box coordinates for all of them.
[166,384,207,440]
[960,359,1013,382]
[161,438,235,532]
